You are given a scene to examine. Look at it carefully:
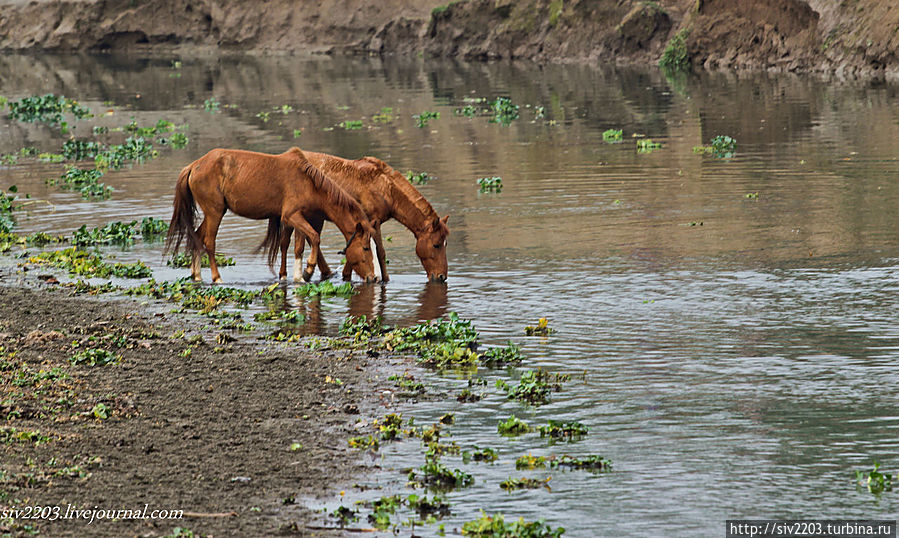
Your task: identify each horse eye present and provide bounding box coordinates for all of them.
[363,247,371,251]
[434,243,442,249]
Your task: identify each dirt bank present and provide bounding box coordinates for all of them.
[0,0,897,78]
[0,269,400,537]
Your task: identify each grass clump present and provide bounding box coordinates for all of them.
[659,28,691,71]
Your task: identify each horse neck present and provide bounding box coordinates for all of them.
[320,194,363,240]
[388,178,438,237]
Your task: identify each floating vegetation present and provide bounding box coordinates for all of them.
[294,280,356,298]
[461,512,564,537]
[693,135,737,158]
[856,462,893,494]
[463,446,498,464]
[388,372,427,398]
[69,348,117,367]
[602,128,623,142]
[636,139,662,153]
[551,454,611,471]
[457,387,482,403]
[524,318,553,336]
[61,139,101,161]
[72,221,138,247]
[414,110,440,128]
[140,216,169,239]
[534,106,545,120]
[376,413,406,441]
[455,104,478,118]
[406,493,450,519]
[253,309,305,324]
[477,176,503,193]
[489,97,520,126]
[167,251,236,268]
[538,420,588,441]
[371,107,395,123]
[203,97,221,113]
[339,119,363,130]
[515,454,547,470]
[339,314,388,345]
[408,461,474,490]
[293,129,303,138]
[256,111,270,123]
[500,477,550,491]
[0,186,24,234]
[348,434,380,450]
[497,369,570,406]
[94,136,157,170]
[480,342,523,367]
[54,166,111,198]
[497,415,531,436]
[406,170,436,185]
[744,192,759,199]
[28,248,152,279]
[6,94,92,128]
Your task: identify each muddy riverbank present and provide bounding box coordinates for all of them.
[0,267,403,537]
[1,0,897,79]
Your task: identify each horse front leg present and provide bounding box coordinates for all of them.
[373,223,389,283]
[284,213,320,283]
[310,218,332,279]
[292,229,307,283]
[278,225,294,281]
[199,210,225,283]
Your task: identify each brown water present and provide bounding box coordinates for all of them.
[2,53,899,536]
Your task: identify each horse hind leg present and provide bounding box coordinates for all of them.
[190,220,207,281]
[279,225,294,281]
[284,213,320,283]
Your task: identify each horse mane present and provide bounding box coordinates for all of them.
[362,156,440,227]
[289,148,368,222]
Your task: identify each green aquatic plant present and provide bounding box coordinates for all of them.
[339,119,363,130]
[339,314,388,345]
[636,138,662,153]
[140,216,169,239]
[54,166,112,198]
[856,462,893,494]
[464,446,499,464]
[497,368,570,405]
[203,97,220,113]
[0,186,25,234]
[167,251,235,268]
[7,94,92,126]
[477,176,503,193]
[406,170,435,185]
[603,128,623,142]
[294,280,356,298]
[406,493,450,519]
[415,110,440,128]
[61,139,101,161]
[515,454,547,470]
[72,221,138,247]
[489,97,520,126]
[500,477,549,491]
[461,512,565,537]
[409,460,473,490]
[253,309,305,324]
[538,420,588,441]
[385,312,478,355]
[498,415,531,436]
[524,317,553,336]
[371,107,394,123]
[28,248,151,278]
[481,342,523,367]
[455,104,479,117]
[388,373,427,398]
[551,454,611,471]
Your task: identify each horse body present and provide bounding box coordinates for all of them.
[280,151,450,282]
[165,147,377,283]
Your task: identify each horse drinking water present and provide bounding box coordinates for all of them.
[164,147,378,283]
[277,152,450,283]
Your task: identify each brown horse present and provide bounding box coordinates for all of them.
[164,147,378,283]
[277,152,450,282]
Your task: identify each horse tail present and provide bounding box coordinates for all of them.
[255,217,285,272]
[163,165,201,258]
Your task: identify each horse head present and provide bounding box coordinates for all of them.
[416,215,450,282]
[341,221,379,283]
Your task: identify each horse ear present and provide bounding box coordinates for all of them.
[362,156,385,170]
[441,215,449,225]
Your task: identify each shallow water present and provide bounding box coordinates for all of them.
[2,53,899,536]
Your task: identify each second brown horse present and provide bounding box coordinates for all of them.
[165,147,378,283]
[277,152,450,283]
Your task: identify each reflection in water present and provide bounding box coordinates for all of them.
[2,52,899,536]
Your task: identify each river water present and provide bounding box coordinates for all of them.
[1,53,898,536]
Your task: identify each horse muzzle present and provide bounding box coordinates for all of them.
[430,273,447,283]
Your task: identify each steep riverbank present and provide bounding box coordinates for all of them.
[0,0,897,79]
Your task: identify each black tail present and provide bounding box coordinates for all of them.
[163,166,201,259]
[255,217,290,273]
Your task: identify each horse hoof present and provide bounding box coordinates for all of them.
[213,277,223,284]
[320,270,334,280]
[192,276,202,282]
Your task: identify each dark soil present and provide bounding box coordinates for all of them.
[0,271,398,537]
